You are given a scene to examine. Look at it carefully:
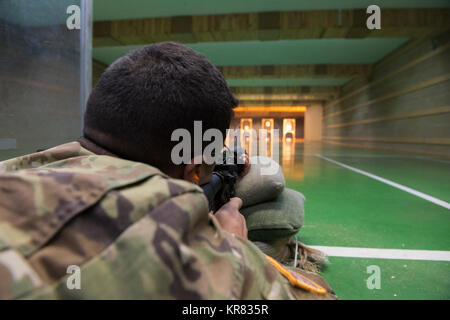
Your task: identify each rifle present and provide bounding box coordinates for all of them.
[200,147,246,212]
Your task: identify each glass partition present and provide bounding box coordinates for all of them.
[0,0,92,160]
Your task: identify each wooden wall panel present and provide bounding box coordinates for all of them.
[323,33,450,158]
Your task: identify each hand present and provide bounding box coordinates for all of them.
[215,197,248,240]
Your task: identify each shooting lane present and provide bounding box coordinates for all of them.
[89,0,450,299]
[1,0,449,300]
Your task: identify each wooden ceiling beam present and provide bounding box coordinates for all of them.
[219,64,370,78]
[235,93,335,101]
[231,86,340,100]
[93,8,450,46]
[238,99,324,106]
[230,86,340,94]
[92,58,359,88]
[233,106,306,118]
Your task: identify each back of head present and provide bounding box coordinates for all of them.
[84,42,238,173]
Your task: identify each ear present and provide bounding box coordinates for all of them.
[183,163,201,185]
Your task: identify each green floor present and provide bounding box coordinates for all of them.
[283,143,450,300]
[1,143,449,299]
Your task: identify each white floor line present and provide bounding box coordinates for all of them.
[310,246,450,262]
[321,154,450,164]
[316,154,450,210]
[294,153,450,165]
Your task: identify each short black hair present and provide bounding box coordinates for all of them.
[84,42,238,172]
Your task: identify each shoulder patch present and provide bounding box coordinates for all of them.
[265,255,327,295]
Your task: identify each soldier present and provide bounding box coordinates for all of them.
[0,42,336,300]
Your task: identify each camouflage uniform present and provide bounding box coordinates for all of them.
[0,142,336,300]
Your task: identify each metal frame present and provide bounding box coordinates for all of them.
[80,0,93,134]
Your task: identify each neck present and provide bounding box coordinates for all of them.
[78,134,182,179]
[78,136,118,158]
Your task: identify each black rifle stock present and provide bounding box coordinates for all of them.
[201,148,246,212]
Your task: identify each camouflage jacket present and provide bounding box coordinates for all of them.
[0,142,335,300]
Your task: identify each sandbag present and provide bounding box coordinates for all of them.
[235,156,285,208]
[241,188,305,242]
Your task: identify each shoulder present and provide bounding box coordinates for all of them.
[0,149,210,299]
[0,141,90,172]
